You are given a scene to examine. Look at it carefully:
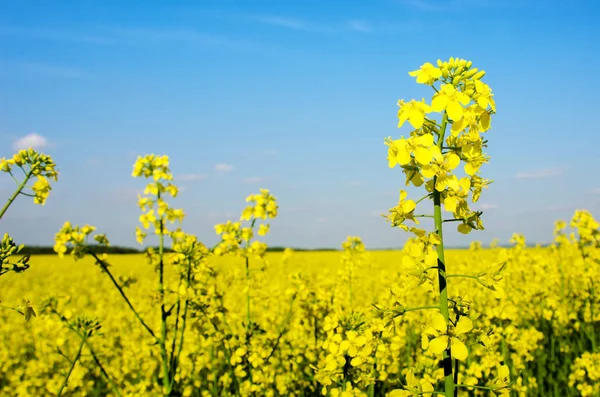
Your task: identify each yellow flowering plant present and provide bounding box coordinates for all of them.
[53,154,213,396]
[382,57,511,397]
[0,148,58,319]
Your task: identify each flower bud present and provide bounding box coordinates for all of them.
[463,68,478,79]
[473,70,486,80]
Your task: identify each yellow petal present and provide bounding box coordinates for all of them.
[418,133,434,147]
[421,165,436,179]
[431,94,448,112]
[405,369,418,388]
[479,111,491,131]
[408,109,425,129]
[446,101,464,121]
[457,223,471,234]
[414,147,433,165]
[432,312,447,331]
[450,338,469,361]
[403,200,416,214]
[421,334,429,350]
[429,336,448,355]
[445,153,460,170]
[464,162,478,176]
[455,316,473,335]
[388,390,412,397]
[444,196,457,213]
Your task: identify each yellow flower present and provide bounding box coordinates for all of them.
[389,368,434,397]
[397,99,432,129]
[474,80,496,112]
[385,190,418,231]
[423,313,473,361]
[431,84,471,121]
[385,134,440,168]
[408,62,442,85]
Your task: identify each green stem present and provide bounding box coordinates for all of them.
[56,334,88,397]
[446,274,478,280]
[85,340,123,397]
[433,111,455,397]
[404,305,440,312]
[455,384,492,390]
[0,167,32,220]
[172,257,193,384]
[415,193,433,205]
[88,251,157,340]
[157,209,170,396]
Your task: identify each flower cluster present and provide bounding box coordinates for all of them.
[53,222,109,260]
[385,57,494,235]
[133,154,184,243]
[213,189,278,258]
[0,148,59,205]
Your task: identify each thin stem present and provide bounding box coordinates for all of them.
[84,340,123,397]
[442,218,464,223]
[0,304,21,314]
[446,274,479,280]
[172,256,194,386]
[7,170,20,185]
[168,271,184,386]
[455,384,492,390]
[414,214,435,219]
[415,193,433,206]
[404,305,440,312]
[157,207,170,396]
[0,168,32,220]
[88,251,157,340]
[433,111,455,397]
[56,334,88,397]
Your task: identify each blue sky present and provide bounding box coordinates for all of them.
[1,0,599,249]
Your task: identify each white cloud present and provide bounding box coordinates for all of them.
[347,20,371,33]
[476,203,498,210]
[515,167,565,179]
[214,163,234,172]
[178,173,208,182]
[248,14,369,33]
[13,133,49,151]
[242,176,264,184]
[398,0,521,11]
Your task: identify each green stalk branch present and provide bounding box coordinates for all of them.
[433,111,455,397]
[0,167,32,220]
[56,334,88,397]
[87,251,158,341]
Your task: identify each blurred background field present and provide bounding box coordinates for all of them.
[2,240,599,396]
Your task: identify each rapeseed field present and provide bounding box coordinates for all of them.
[2,58,599,397]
